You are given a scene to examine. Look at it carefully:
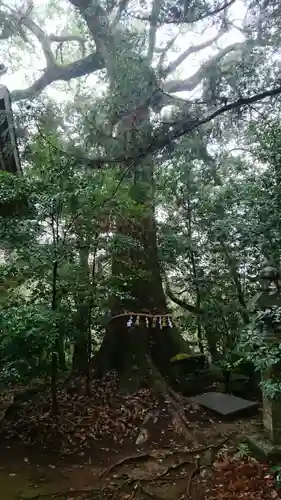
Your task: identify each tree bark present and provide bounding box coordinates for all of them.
[72,244,90,373]
[73,0,205,393]
[93,155,205,392]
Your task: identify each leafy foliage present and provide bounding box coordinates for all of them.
[1,0,281,404]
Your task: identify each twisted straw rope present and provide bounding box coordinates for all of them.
[109,312,173,323]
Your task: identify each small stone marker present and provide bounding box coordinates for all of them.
[191,392,259,418]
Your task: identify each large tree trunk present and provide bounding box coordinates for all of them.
[93,155,205,392]
[94,318,167,393]
[72,0,205,393]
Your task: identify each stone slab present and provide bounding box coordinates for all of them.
[190,392,259,417]
[246,434,281,462]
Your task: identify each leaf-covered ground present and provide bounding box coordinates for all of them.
[0,371,221,455]
[0,373,280,499]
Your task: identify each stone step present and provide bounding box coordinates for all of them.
[190,391,259,418]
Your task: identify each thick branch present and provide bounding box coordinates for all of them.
[21,19,55,66]
[49,34,86,56]
[6,6,55,67]
[147,0,161,64]
[82,82,281,167]
[0,2,33,42]
[0,13,26,41]
[166,286,202,315]
[49,34,85,44]
[128,0,236,26]
[111,0,129,30]
[157,31,182,72]
[163,30,225,77]
[69,0,117,80]
[163,40,262,94]
[11,52,104,101]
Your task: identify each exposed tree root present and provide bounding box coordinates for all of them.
[152,459,192,481]
[139,485,164,500]
[111,477,135,500]
[173,432,236,457]
[165,392,193,440]
[99,452,152,478]
[17,489,101,500]
[168,388,193,406]
[183,460,200,499]
[100,432,235,485]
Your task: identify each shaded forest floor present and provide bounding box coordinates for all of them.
[0,372,279,499]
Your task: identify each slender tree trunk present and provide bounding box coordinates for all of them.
[186,197,204,353]
[219,240,250,325]
[51,259,59,416]
[86,233,98,395]
[57,337,67,371]
[72,244,90,374]
[209,158,250,325]
[50,201,62,417]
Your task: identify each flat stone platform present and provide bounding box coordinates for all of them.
[190,392,259,418]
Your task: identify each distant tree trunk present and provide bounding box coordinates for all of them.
[186,196,204,353]
[72,244,90,374]
[219,240,250,325]
[51,259,59,416]
[208,159,250,326]
[57,336,67,371]
[86,235,98,395]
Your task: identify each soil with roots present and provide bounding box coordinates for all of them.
[0,372,279,500]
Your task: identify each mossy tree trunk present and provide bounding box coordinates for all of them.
[94,149,196,392]
[70,0,203,393]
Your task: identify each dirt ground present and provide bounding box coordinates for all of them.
[0,376,279,499]
[0,406,273,500]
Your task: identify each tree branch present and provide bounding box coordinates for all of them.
[82,82,281,167]
[69,0,117,80]
[0,13,26,41]
[10,52,104,101]
[35,81,281,173]
[166,285,202,315]
[155,83,281,155]
[128,0,236,26]
[163,40,262,94]
[49,34,85,43]
[157,30,182,72]
[49,34,86,57]
[0,1,34,41]
[147,0,161,64]
[183,0,236,24]
[111,0,129,30]
[5,6,55,67]
[163,30,225,77]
